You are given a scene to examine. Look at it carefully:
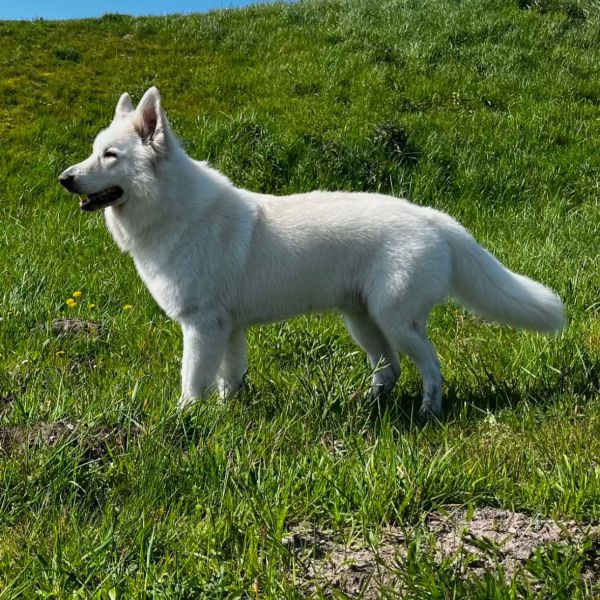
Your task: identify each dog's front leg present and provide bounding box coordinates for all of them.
[217,328,248,400]
[178,314,228,410]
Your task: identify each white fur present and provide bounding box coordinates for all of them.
[59,87,565,419]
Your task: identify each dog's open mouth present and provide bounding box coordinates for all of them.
[79,187,123,212]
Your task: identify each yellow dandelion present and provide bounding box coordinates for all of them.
[123,304,133,310]
[72,290,82,298]
[88,303,96,309]
[66,298,77,308]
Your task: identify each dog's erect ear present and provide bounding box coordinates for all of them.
[134,86,169,153]
[114,92,134,119]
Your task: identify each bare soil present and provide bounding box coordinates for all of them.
[287,508,599,598]
[0,419,139,459]
[0,394,15,414]
[51,318,105,337]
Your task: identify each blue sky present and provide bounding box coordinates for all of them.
[0,0,274,20]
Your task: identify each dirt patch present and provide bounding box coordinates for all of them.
[287,508,599,597]
[51,318,104,338]
[0,419,139,459]
[0,394,15,414]
[285,525,403,598]
[427,507,587,578]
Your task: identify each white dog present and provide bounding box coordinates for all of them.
[59,87,564,420]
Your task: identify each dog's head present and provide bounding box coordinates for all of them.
[58,86,172,211]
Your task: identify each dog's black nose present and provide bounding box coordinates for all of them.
[59,173,76,192]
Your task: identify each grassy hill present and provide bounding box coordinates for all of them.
[0,0,599,596]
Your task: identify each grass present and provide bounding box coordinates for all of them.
[0,0,599,596]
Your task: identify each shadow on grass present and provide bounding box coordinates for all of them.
[361,375,573,433]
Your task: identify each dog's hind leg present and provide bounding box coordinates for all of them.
[373,314,442,421]
[343,312,400,397]
[217,328,248,400]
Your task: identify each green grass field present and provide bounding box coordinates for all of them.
[1,0,599,596]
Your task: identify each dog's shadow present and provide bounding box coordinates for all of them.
[362,376,568,432]
[152,370,570,456]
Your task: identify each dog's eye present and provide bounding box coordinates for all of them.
[103,150,118,159]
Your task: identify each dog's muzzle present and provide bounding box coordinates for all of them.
[58,170,124,212]
[79,187,124,212]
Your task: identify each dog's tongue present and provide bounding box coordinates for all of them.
[78,187,123,212]
[79,196,94,211]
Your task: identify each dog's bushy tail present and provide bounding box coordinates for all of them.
[444,221,564,333]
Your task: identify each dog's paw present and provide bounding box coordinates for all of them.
[177,394,198,411]
[417,404,443,426]
[217,374,247,402]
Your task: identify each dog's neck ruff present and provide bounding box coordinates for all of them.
[104,153,237,257]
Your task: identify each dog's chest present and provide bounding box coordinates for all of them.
[132,244,218,321]
[133,254,185,318]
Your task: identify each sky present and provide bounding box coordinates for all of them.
[0,0,274,20]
